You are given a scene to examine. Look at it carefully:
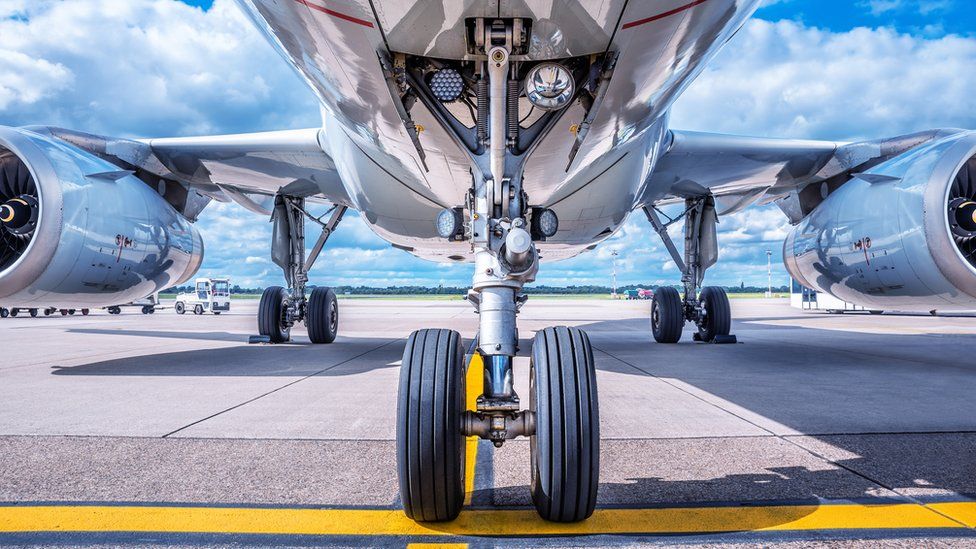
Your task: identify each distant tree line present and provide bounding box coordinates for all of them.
[163,283,789,296]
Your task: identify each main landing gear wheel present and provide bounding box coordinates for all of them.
[530,326,599,522]
[697,286,731,343]
[306,287,338,344]
[175,302,185,315]
[258,286,291,343]
[651,286,683,344]
[396,328,465,522]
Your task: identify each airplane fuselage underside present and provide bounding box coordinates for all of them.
[237,0,759,261]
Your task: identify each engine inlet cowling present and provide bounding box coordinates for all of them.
[785,130,976,312]
[0,126,204,308]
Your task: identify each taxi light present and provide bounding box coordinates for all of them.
[525,63,574,111]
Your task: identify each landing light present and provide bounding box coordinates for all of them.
[531,207,559,239]
[525,63,574,111]
[429,68,464,102]
[436,207,465,240]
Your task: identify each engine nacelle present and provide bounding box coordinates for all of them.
[785,131,976,311]
[0,127,203,308]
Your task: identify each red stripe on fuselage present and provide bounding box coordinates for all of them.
[294,0,375,28]
[622,0,711,29]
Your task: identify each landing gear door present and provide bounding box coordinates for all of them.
[699,197,719,276]
[271,196,291,273]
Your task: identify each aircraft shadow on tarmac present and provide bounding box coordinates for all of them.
[47,314,976,513]
[50,335,403,377]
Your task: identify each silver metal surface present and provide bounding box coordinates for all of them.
[0,127,202,308]
[784,131,976,311]
[488,46,509,204]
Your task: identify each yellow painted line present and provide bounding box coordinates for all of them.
[0,503,967,537]
[407,544,468,549]
[463,353,483,506]
[930,502,976,528]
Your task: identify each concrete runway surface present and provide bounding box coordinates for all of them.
[2,297,976,547]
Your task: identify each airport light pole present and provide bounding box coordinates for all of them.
[765,250,772,298]
[610,249,619,299]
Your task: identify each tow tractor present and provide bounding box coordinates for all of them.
[175,278,231,315]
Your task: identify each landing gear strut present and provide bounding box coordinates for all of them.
[256,197,346,344]
[644,197,735,344]
[395,25,599,523]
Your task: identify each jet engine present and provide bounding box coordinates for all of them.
[785,130,976,311]
[0,127,203,308]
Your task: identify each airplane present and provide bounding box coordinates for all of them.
[2,0,975,524]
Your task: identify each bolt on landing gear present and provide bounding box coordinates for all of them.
[395,29,599,523]
[254,196,346,344]
[644,197,736,344]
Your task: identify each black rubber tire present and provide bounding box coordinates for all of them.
[10,308,18,317]
[81,309,89,316]
[306,287,339,344]
[396,328,465,522]
[0,308,7,318]
[29,309,37,318]
[193,304,203,315]
[213,311,220,315]
[530,326,599,523]
[44,308,52,316]
[651,286,683,343]
[869,310,884,315]
[68,309,75,316]
[175,302,185,315]
[697,286,731,343]
[258,286,291,343]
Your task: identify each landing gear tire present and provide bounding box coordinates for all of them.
[306,287,338,344]
[175,302,185,315]
[530,326,599,523]
[258,286,291,343]
[193,304,204,315]
[651,286,683,344]
[697,286,731,343]
[396,328,465,522]
[29,308,37,318]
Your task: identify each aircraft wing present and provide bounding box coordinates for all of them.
[32,126,350,218]
[644,128,958,221]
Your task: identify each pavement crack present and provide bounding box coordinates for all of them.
[160,339,400,438]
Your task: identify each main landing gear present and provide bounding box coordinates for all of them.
[255,196,346,344]
[644,196,735,344]
[394,25,599,523]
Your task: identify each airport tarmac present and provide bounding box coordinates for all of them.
[2,297,976,546]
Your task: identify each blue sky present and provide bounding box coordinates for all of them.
[1,0,975,289]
